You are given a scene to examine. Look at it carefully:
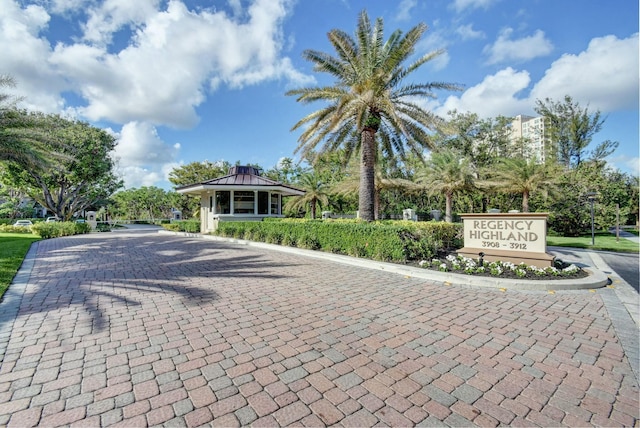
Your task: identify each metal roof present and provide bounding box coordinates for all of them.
[176,166,305,196]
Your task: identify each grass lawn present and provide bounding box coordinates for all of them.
[0,233,40,300]
[548,231,639,253]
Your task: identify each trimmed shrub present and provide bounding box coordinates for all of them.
[0,224,34,234]
[30,221,91,239]
[161,220,200,233]
[214,219,462,263]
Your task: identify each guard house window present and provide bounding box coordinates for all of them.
[271,194,280,215]
[215,191,230,214]
[209,196,213,213]
[258,192,269,215]
[234,191,254,214]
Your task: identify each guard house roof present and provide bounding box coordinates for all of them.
[176,165,305,196]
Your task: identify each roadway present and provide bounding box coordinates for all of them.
[600,251,639,292]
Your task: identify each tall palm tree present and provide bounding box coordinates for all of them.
[287,10,461,221]
[284,172,330,219]
[417,149,476,222]
[484,157,558,212]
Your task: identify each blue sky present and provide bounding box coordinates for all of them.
[1,0,638,189]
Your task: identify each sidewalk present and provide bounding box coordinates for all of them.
[0,231,638,427]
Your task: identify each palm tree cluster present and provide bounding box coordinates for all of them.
[285,11,565,223]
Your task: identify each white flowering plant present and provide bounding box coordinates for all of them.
[417,254,585,280]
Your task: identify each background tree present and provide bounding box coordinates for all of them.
[331,160,417,219]
[417,149,476,222]
[1,114,122,220]
[168,160,233,219]
[283,172,330,219]
[1,78,55,169]
[264,157,305,184]
[109,187,178,221]
[436,111,513,167]
[482,157,558,213]
[168,160,232,186]
[435,110,513,213]
[535,95,616,168]
[287,10,461,221]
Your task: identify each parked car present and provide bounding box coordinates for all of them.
[46,217,60,222]
[13,220,33,227]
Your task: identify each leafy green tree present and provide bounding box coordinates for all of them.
[437,111,513,168]
[283,172,330,219]
[109,187,178,221]
[417,149,477,222]
[287,10,461,221]
[264,157,306,184]
[482,157,558,213]
[168,160,232,187]
[1,115,122,220]
[1,78,55,169]
[535,95,617,168]
[548,161,636,235]
[168,160,233,219]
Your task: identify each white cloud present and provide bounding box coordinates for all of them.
[81,0,161,47]
[49,0,94,15]
[530,33,639,112]
[623,157,639,176]
[418,29,451,71]
[112,121,180,188]
[0,1,68,112]
[3,0,312,129]
[435,67,531,118]
[395,0,417,21]
[452,0,499,13]
[484,28,553,64]
[456,24,485,40]
[431,32,639,141]
[0,0,316,188]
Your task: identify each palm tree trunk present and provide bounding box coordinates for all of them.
[310,199,316,219]
[359,129,376,221]
[522,190,530,213]
[445,191,453,223]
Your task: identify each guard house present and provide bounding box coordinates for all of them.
[176,165,305,233]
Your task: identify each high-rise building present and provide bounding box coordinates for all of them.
[509,115,550,162]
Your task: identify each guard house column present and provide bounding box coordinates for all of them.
[229,191,234,214]
[268,192,272,215]
[254,190,258,215]
[211,191,216,214]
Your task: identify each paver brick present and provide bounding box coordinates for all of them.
[39,406,85,427]
[7,407,42,428]
[273,400,311,426]
[185,407,213,426]
[209,393,247,418]
[146,404,174,426]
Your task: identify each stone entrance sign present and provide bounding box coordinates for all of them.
[457,213,554,267]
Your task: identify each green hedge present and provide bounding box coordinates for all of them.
[215,219,462,262]
[30,221,92,239]
[162,220,201,233]
[0,224,34,234]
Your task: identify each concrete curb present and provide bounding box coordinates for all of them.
[158,231,609,292]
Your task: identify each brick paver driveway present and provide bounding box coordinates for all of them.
[0,230,638,427]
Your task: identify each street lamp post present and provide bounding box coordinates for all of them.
[586,192,597,246]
